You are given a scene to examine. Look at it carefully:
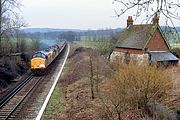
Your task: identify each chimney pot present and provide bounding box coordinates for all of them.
[127,16,133,27]
[153,14,159,25]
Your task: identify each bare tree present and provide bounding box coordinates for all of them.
[88,49,95,99]
[0,0,25,55]
[95,54,99,93]
[13,28,27,53]
[102,64,130,120]
[88,48,102,98]
[102,63,172,119]
[113,0,180,35]
[31,37,40,51]
[113,0,180,22]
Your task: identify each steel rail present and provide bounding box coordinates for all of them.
[3,77,42,120]
[0,74,33,109]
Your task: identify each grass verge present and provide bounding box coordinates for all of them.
[43,61,71,120]
[43,86,64,120]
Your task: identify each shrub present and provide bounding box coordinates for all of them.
[102,63,172,119]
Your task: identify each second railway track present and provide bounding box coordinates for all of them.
[0,44,69,120]
[0,74,45,120]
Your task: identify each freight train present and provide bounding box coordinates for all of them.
[31,41,66,75]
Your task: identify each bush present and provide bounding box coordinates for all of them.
[102,63,172,119]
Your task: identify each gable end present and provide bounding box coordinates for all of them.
[145,25,170,51]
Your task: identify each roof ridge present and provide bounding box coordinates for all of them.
[132,24,153,26]
[116,23,157,49]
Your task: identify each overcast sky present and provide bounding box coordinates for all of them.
[21,0,180,29]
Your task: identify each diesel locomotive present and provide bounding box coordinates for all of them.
[31,41,66,75]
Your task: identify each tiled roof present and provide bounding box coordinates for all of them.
[149,52,179,61]
[116,24,156,49]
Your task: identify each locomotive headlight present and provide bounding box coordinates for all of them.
[39,64,45,68]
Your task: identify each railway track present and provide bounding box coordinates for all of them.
[0,74,44,120]
[0,44,69,120]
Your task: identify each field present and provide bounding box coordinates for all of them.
[78,35,112,41]
[171,43,180,48]
[74,41,110,48]
[1,38,40,53]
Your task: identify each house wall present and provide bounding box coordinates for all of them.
[114,48,144,54]
[110,51,149,64]
[110,51,126,63]
[130,53,149,64]
[147,29,169,51]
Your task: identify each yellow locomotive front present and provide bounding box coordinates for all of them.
[31,41,67,75]
[31,52,47,75]
[31,58,46,69]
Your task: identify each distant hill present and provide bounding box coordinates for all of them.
[22,28,84,33]
[22,28,122,33]
[160,26,180,33]
[176,27,180,33]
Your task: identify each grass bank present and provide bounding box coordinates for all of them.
[42,60,71,120]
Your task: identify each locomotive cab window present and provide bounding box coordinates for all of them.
[32,53,46,58]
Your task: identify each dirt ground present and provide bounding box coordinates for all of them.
[43,44,180,120]
[44,46,154,120]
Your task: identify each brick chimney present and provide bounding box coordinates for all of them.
[127,16,133,27]
[152,14,159,25]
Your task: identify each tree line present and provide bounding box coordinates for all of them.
[23,28,121,42]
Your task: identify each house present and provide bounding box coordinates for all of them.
[110,15,179,66]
